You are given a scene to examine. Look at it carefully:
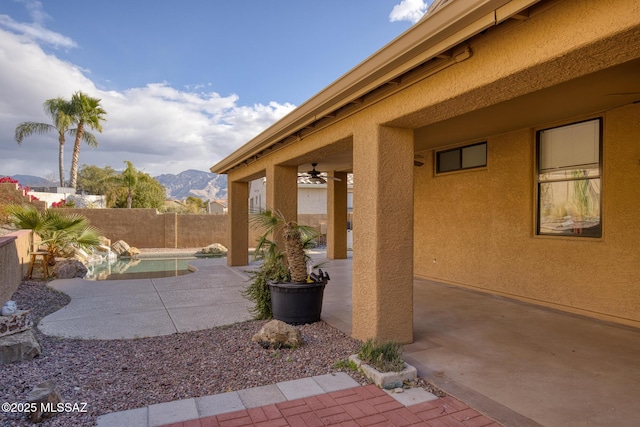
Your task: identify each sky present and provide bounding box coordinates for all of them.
[0,0,433,181]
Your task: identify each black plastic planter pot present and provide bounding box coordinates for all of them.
[268,281,326,325]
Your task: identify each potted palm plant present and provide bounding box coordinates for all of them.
[248,209,329,325]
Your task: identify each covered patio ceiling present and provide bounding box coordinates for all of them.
[411,57,640,150]
[276,56,640,175]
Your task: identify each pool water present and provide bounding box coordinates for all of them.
[86,257,196,281]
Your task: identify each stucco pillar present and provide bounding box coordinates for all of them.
[327,171,348,259]
[266,165,298,248]
[352,125,414,343]
[164,212,178,249]
[227,180,249,266]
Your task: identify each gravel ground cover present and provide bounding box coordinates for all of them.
[1,277,444,427]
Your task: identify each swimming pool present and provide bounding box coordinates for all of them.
[85,257,197,281]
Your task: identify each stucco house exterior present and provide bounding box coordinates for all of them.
[212,0,640,343]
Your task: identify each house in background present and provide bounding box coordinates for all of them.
[212,0,640,342]
[249,176,354,214]
[206,200,227,215]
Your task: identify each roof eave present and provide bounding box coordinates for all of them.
[211,0,522,175]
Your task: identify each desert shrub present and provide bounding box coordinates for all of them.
[243,257,289,320]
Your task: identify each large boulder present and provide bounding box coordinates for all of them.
[198,243,228,255]
[0,329,41,364]
[112,240,140,257]
[252,320,303,349]
[0,309,32,337]
[52,259,88,279]
[111,240,131,256]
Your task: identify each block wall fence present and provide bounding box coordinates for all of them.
[62,209,332,250]
[2,180,341,301]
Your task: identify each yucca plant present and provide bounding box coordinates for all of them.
[250,209,320,283]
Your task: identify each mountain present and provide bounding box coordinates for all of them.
[4,170,228,202]
[4,175,55,187]
[154,169,227,201]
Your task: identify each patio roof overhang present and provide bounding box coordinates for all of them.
[210,0,540,176]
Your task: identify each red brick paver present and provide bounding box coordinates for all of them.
[159,385,500,427]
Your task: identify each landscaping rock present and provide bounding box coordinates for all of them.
[252,320,303,348]
[123,246,141,257]
[198,243,228,255]
[2,300,17,316]
[26,380,62,423]
[0,309,32,337]
[111,240,131,256]
[52,259,88,279]
[0,329,41,364]
[110,240,140,257]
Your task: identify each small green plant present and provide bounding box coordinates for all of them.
[334,358,358,371]
[358,338,405,373]
[243,257,289,320]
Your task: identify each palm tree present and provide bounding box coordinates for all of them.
[15,97,72,186]
[68,91,107,189]
[14,96,101,187]
[6,204,102,271]
[119,160,138,209]
[250,209,320,282]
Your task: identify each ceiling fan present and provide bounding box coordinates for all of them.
[299,163,342,184]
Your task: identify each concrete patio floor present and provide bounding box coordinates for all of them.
[319,253,640,427]
[40,251,640,426]
[39,257,254,339]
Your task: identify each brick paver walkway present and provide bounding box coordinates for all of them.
[160,384,500,427]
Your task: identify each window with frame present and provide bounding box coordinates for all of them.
[436,142,487,174]
[537,118,602,237]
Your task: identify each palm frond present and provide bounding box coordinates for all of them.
[14,122,55,143]
[6,204,44,231]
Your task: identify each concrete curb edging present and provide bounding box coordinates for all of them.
[348,354,417,389]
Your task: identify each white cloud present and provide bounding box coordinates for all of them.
[0,12,77,49]
[389,0,429,24]
[0,28,295,179]
[19,0,50,26]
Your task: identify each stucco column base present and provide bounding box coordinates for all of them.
[352,125,414,344]
[227,180,249,266]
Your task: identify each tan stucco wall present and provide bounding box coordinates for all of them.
[221,0,640,337]
[0,230,30,304]
[63,209,230,249]
[57,209,328,250]
[414,103,640,327]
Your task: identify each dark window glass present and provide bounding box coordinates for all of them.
[436,142,486,174]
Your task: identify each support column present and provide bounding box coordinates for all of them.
[164,212,178,249]
[327,171,348,259]
[266,165,298,247]
[352,125,414,343]
[227,180,249,266]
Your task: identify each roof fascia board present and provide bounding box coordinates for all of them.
[212,0,523,174]
[496,0,539,23]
